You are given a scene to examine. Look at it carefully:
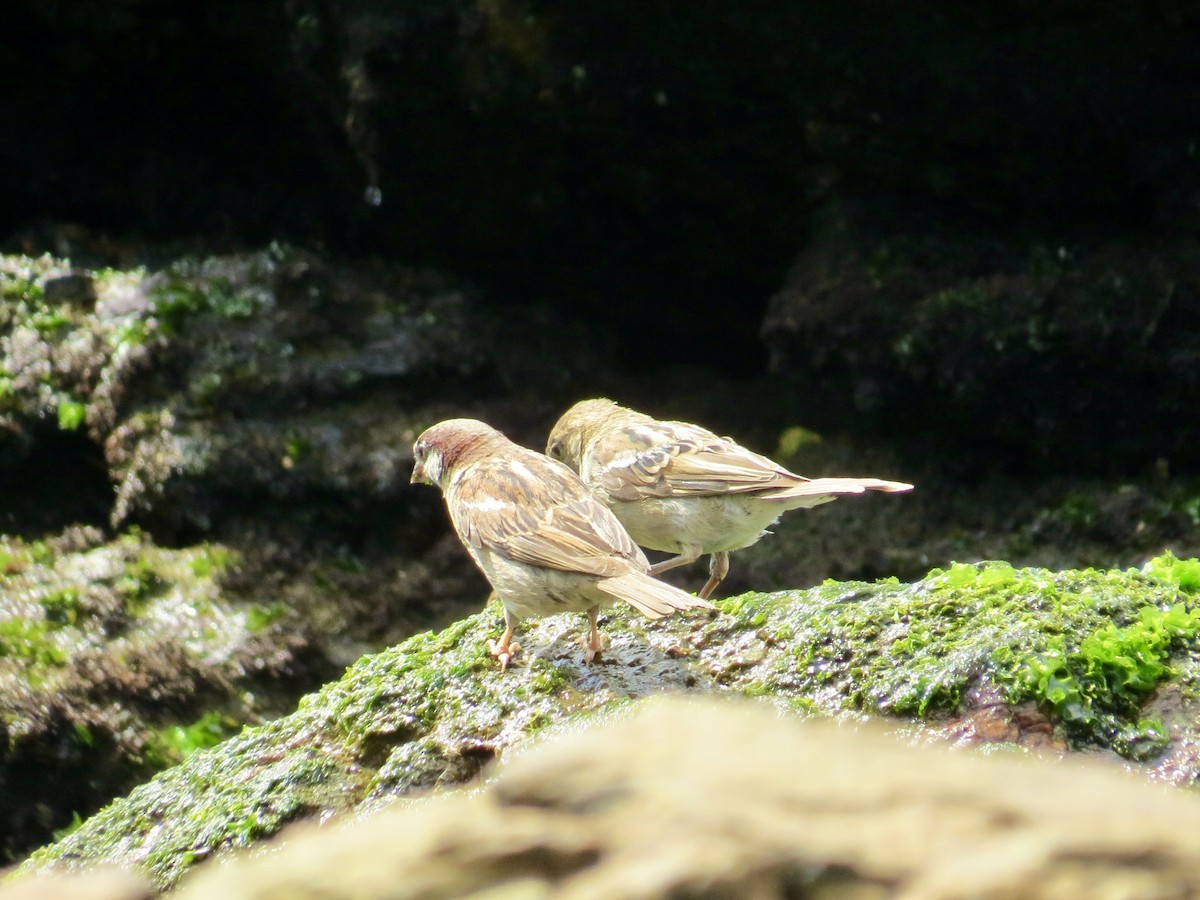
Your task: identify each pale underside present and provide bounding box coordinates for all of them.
[610,492,834,555]
[469,543,621,620]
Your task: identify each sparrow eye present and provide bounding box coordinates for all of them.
[547,439,562,459]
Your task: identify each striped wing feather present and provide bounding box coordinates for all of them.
[453,452,647,578]
[594,420,912,501]
[595,420,805,500]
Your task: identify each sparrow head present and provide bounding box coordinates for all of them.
[546,398,625,472]
[411,418,507,489]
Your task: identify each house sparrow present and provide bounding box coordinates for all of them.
[546,399,913,599]
[411,418,713,670]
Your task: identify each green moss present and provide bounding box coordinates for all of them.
[1,275,44,305]
[113,316,150,350]
[245,601,289,632]
[719,555,1200,759]
[0,618,67,667]
[1009,602,1200,755]
[150,275,262,336]
[115,556,166,613]
[0,547,23,577]
[145,712,242,768]
[528,659,571,695]
[189,545,236,580]
[50,813,84,843]
[56,399,87,431]
[28,541,54,565]
[773,425,823,461]
[39,588,82,627]
[30,306,72,335]
[283,430,312,463]
[1144,552,1200,594]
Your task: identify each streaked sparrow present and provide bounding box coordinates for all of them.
[411,418,713,670]
[546,399,913,599]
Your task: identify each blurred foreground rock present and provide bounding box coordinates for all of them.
[13,699,1200,899]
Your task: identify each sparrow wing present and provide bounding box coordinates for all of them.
[592,419,806,500]
[451,450,648,577]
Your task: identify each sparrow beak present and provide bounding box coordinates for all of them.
[411,459,427,484]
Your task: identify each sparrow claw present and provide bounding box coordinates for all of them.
[582,633,605,664]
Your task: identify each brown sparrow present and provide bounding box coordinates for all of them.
[410,418,713,670]
[547,399,913,599]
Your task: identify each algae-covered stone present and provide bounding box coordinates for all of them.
[0,528,321,862]
[18,553,1200,891]
[0,248,489,531]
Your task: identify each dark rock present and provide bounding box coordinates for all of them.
[761,198,1200,474]
[42,274,96,310]
[11,5,1197,368]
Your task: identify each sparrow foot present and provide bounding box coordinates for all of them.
[583,607,604,664]
[582,634,605,664]
[487,638,521,672]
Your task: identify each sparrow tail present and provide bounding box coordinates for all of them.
[762,477,913,503]
[596,572,715,620]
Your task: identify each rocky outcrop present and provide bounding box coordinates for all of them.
[16,553,1200,890]
[0,247,554,859]
[0,248,592,652]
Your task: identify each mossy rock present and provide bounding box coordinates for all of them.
[0,528,323,862]
[18,552,1200,891]
[0,249,492,534]
[762,199,1200,474]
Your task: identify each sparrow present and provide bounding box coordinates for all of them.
[410,418,714,670]
[546,399,913,599]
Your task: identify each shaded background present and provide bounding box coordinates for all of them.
[5,0,1200,473]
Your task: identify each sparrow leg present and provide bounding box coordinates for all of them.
[486,607,522,672]
[698,551,730,600]
[648,544,703,577]
[583,605,604,664]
